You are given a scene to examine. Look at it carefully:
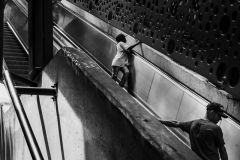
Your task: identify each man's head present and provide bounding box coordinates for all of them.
[116,34,126,43]
[206,102,228,124]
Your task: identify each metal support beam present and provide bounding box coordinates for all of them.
[15,86,57,96]
[28,0,53,71]
[28,0,43,70]
[43,0,53,66]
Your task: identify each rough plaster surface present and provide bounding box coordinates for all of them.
[2,47,200,160]
[61,0,240,120]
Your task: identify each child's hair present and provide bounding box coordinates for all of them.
[115,34,126,43]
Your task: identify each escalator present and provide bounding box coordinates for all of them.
[3,23,29,79]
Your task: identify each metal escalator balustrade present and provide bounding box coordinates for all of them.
[3,23,29,78]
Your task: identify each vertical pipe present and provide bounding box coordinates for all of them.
[0,105,5,160]
[53,96,65,160]
[0,0,3,79]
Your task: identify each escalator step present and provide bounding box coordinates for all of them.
[3,52,27,56]
[8,65,28,70]
[3,34,14,37]
[4,41,19,45]
[10,69,29,75]
[5,60,28,65]
[4,48,24,52]
[4,56,28,61]
[3,45,22,49]
[3,39,19,43]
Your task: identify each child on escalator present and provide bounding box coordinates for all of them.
[111,33,141,87]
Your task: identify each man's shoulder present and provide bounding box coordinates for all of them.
[198,120,221,130]
[187,119,216,127]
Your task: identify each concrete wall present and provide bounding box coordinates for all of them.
[1,47,200,160]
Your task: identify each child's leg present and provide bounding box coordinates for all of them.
[111,66,120,81]
[119,65,129,87]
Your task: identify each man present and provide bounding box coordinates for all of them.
[158,102,228,160]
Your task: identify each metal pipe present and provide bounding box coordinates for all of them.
[2,63,44,160]
[0,105,5,160]
[0,0,3,79]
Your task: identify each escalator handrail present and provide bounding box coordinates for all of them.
[2,59,44,160]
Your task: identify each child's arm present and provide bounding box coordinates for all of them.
[127,41,141,50]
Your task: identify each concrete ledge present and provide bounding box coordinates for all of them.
[58,47,200,160]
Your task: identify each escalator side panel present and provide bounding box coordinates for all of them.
[176,93,206,123]
[176,93,207,140]
[221,119,240,160]
[128,55,155,102]
[147,73,184,120]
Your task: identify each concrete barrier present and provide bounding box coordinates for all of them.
[1,47,200,160]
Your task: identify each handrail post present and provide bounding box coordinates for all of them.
[0,105,5,160]
[2,64,44,160]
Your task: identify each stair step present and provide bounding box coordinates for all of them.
[4,41,19,45]
[10,69,29,75]
[5,60,28,65]
[3,39,18,43]
[3,52,27,56]
[3,44,22,49]
[4,56,28,61]
[3,48,24,52]
[3,30,14,36]
[3,36,17,39]
[3,34,14,37]
[3,37,15,40]
[3,33,14,36]
[3,29,11,31]
[8,64,28,70]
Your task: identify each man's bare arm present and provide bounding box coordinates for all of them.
[219,145,228,160]
[158,119,181,128]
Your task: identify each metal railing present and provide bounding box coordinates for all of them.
[2,59,44,160]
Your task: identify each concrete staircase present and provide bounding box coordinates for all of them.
[3,23,29,78]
